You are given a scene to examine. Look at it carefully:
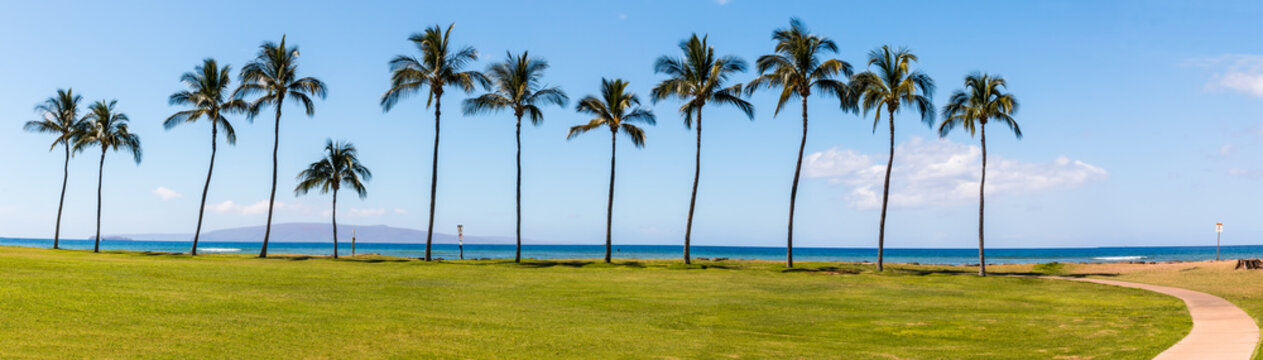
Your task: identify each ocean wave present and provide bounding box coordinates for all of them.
[1092,256,1145,261]
[199,248,242,253]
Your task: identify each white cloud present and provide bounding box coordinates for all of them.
[715,0,731,4]
[1228,167,1252,177]
[393,208,409,215]
[321,208,387,217]
[1220,144,1237,157]
[1197,54,1263,98]
[804,137,1108,209]
[152,187,182,201]
[207,200,295,216]
[616,13,627,20]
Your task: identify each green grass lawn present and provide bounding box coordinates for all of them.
[0,246,1188,359]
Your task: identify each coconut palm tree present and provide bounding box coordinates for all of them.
[651,34,753,264]
[463,51,568,263]
[23,89,84,249]
[74,100,141,253]
[234,35,327,258]
[938,73,1020,277]
[853,45,936,272]
[166,58,246,255]
[381,23,487,261]
[567,79,655,263]
[295,139,371,260]
[746,18,855,268]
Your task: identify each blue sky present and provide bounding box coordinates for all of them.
[1,0,1261,248]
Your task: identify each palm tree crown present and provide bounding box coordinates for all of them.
[235,35,327,117]
[167,58,245,142]
[463,51,568,123]
[939,73,1020,138]
[381,23,488,111]
[746,18,856,114]
[76,100,142,163]
[295,140,371,199]
[651,34,754,126]
[25,89,84,151]
[568,79,656,146]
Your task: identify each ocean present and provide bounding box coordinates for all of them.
[2,237,1261,264]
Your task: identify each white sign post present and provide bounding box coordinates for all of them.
[1216,222,1223,261]
[458,225,464,260]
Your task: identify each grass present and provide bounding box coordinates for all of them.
[0,246,1189,359]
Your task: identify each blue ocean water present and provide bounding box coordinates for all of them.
[2,237,1261,264]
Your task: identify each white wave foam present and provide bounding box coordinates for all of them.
[199,248,242,253]
[1092,256,1145,261]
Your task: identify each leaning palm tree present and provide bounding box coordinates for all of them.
[166,58,246,255]
[853,45,936,272]
[463,51,568,263]
[74,100,141,253]
[381,23,487,261]
[235,35,327,258]
[651,34,753,265]
[567,79,655,263]
[746,18,855,268]
[938,73,1019,277]
[23,89,84,249]
[295,139,371,260]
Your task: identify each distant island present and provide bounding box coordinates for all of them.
[108,223,524,245]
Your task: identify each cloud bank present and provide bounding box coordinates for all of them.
[804,137,1108,209]
[152,187,182,201]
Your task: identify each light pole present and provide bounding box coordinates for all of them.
[458,225,464,260]
[1216,222,1223,261]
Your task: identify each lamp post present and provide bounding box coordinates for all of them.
[1216,222,1223,261]
[458,225,464,260]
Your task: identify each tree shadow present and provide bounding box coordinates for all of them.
[781,266,862,275]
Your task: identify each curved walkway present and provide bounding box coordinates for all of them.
[1048,276,1259,360]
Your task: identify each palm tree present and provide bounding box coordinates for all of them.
[938,73,1019,277]
[651,34,753,265]
[567,79,655,263]
[295,139,371,260]
[235,35,327,258]
[74,100,141,253]
[746,18,855,268]
[166,58,246,255]
[853,45,936,272]
[463,51,568,263]
[23,89,84,249]
[381,23,487,261]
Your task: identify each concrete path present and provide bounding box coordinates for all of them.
[1050,277,1259,360]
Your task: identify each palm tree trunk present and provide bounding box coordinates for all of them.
[605,129,616,264]
[787,97,808,268]
[332,189,339,260]
[515,114,523,263]
[54,143,70,250]
[93,147,105,253]
[261,99,284,258]
[877,111,895,272]
[978,124,987,277]
[425,95,442,261]
[684,106,703,265]
[192,122,218,255]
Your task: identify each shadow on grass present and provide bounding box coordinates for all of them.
[782,266,862,275]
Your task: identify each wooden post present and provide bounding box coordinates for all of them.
[458,225,464,260]
[352,229,356,257]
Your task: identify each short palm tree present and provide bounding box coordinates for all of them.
[381,23,487,261]
[295,139,371,260]
[166,58,246,255]
[234,35,327,258]
[853,45,936,272]
[651,34,753,264]
[23,89,84,249]
[567,79,655,263]
[463,51,568,263]
[746,18,855,268]
[74,100,141,253]
[938,73,1019,277]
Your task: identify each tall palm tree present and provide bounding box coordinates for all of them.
[463,51,568,263]
[651,34,753,265]
[166,58,246,255]
[235,35,327,258]
[853,45,936,272]
[567,79,655,263]
[295,139,371,260]
[23,89,84,249]
[381,23,487,261]
[938,73,1019,277]
[746,18,855,268]
[74,100,141,253]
